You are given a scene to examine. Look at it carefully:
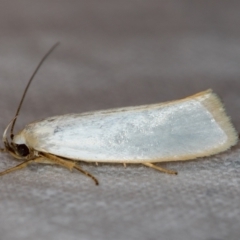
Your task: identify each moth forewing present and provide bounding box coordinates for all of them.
[13,89,238,163]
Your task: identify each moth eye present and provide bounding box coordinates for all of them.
[16,144,30,157]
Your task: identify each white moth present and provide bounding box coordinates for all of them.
[0,44,238,185]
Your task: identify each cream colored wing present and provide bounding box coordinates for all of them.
[15,90,238,163]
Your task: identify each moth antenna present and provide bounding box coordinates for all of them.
[10,42,60,140]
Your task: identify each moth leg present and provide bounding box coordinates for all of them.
[0,159,35,176]
[40,152,99,185]
[123,163,127,168]
[74,164,99,185]
[142,162,178,175]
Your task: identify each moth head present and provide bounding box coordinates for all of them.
[0,43,59,160]
[1,119,31,159]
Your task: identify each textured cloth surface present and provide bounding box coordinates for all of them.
[0,1,240,240]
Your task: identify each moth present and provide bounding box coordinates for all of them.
[0,43,238,185]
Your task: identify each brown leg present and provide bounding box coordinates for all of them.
[74,164,99,185]
[40,152,99,185]
[142,162,178,175]
[0,159,35,176]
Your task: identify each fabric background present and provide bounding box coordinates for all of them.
[0,1,240,240]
